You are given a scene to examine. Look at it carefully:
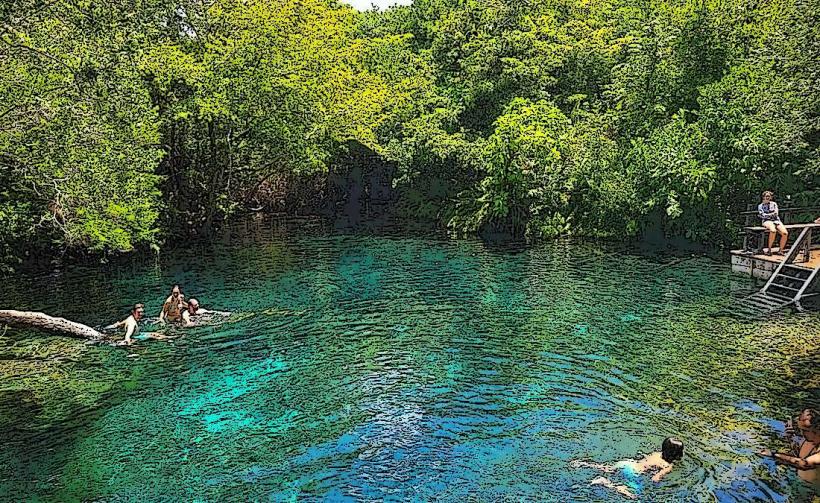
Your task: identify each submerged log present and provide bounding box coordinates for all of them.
[0,310,103,340]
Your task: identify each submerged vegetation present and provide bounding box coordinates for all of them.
[1,0,818,267]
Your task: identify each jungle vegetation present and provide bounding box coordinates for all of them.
[1,0,818,268]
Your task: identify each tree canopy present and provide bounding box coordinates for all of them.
[1,0,818,268]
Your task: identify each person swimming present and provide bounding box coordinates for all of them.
[181,298,232,326]
[757,408,820,485]
[159,284,187,324]
[107,303,170,345]
[570,437,684,499]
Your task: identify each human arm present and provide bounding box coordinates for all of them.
[651,465,673,482]
[769,201,779,219]
[123,318,137,344]
[105,319,125,330]
[757,449,820,470]
[758,203,777,220]
[784,419,800,454]
[159,299,168,324]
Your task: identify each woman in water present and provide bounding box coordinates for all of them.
[757,408,820,485]
[570,437,684,499]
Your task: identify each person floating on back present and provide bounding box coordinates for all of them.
[570,437,684,500]
[159,284,187,324]
[758,191,789,256]
[757,408,820,485]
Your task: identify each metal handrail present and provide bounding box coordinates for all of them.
[741,205,820,227]
[739,205,820,216]
[762,227,810,295]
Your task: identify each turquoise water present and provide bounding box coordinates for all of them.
[1,218,819,501]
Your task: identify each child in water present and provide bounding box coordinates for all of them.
[570,437,684,499]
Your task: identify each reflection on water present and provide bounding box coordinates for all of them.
[1,217,819,501]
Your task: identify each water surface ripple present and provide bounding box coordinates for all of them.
[1,219,819,502]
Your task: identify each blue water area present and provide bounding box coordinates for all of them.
[0,218,819,501]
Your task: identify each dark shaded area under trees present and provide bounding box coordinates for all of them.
[1,0,818,271]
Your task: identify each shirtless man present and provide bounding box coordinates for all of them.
[182,298,231,326]
[159,285,186,324]
[108,303,169,345]
[758,408,820,484]
[570,438,684,499]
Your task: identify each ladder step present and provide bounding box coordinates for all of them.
[768,284,799,292]
[757,292,794,302]
[784,263,811,273]
[745,296,786,307]
[776,274,808,283]
[743,302,777,312]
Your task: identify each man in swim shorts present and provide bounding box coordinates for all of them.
[159,284,186,324]
[758,408,820,485]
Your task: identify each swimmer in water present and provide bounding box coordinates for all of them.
[570,437,684,499]
[108,303,169,345]
[159,284,186,324]
[182,298,231,326]
[758,408,820,485]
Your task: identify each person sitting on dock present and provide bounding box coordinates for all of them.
[758,191,788,256]
[570,437,684,500]
[108,303,170,345]
[757,408,820,485]
[159,284,187,324]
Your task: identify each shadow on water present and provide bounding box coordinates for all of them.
[0,216,819,501]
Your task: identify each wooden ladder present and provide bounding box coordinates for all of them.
[747,226,820,312]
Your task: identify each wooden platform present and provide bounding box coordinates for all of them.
[731,246,820,280]
[731,222,820,313]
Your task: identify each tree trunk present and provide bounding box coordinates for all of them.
[0,310,103,340]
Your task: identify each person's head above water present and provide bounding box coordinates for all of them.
[188,298,199,314]
[171,284,181,298]
[797,408,820,434]
[132,303,145,320]
[661,438,684,463]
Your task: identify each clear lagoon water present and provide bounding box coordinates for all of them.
[1,217,819,502]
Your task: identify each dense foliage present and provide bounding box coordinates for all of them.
[1,0,818,267]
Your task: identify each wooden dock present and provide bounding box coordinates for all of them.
[731,247,820,280]
[731,223,820,313]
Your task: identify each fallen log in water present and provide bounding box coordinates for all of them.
[0,310,103,340]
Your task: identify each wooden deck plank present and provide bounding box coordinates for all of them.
[730,249,820,270]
